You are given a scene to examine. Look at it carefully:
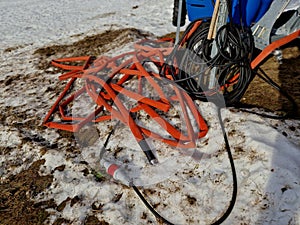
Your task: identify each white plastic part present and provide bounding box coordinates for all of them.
[101,159,131,186]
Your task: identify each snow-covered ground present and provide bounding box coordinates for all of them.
[0,0,300,225]
[0,0,177,51]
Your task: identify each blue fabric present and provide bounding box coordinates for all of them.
[231,0,273,26]
[186,0,273,26]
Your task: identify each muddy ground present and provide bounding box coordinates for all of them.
[0,28,299,225]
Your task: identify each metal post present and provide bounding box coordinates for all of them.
[175,0,183,45]
[208,0,228,89]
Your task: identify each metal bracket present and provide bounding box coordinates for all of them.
[251,0,300,50]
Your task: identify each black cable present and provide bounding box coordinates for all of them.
[213,107,238,224]
[131,107,238,225]
[170,20,296,119]
[226,0,233,24]
[132,184,175,225]
[161,18,255,106]
[99,121,120,159]
[98,38,239,224]
[256,67,297,113]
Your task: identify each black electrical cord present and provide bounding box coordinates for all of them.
[132,184,175,225]
[165,18,297,120]
[164,0,256,106]
[213,107,238,224]
[161,18,255,106]
[130,107,237,225]
[99,110,238,225]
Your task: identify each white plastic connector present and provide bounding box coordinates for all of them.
[101,159,131,186]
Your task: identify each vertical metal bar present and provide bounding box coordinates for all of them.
[208,0,228,89]
[175,0,183,45]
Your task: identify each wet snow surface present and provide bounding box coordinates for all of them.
[0,0,300,224]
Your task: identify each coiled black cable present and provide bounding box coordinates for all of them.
[162,19,255,106]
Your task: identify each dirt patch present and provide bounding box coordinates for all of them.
[241,43,300,118]
[0,160,54,225]
[34,28,150,72]
[84,216,109,225]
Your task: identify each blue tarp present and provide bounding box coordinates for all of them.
[231,0,273,26]
[186,0,273,26]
